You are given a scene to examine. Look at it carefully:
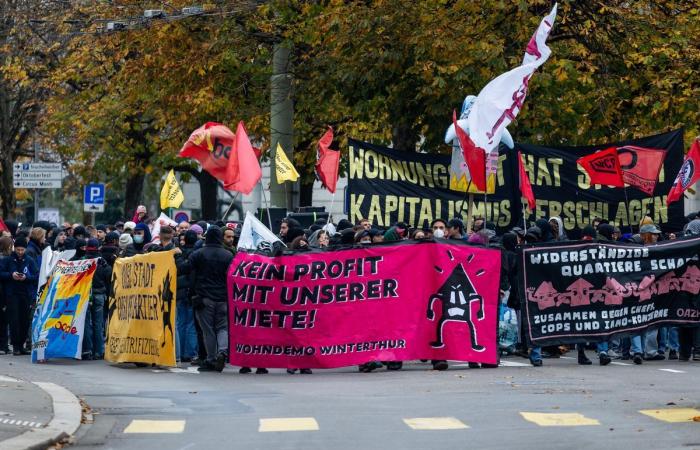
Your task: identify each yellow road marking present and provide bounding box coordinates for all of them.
[403,417,469,430]
[258,417,319,432]
[520,412,600,426]
[123,419,186,434]
[639,408,700,423]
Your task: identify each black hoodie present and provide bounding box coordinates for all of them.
[187,226,234,302]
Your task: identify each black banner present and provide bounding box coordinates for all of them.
[519,238,700,346]
[347,129,685,232]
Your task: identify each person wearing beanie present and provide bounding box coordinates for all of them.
[190,224,204,237]
[336,219,353,232]
[95,225,107,244]
[101,232,120,266]
[123,221,136,235]
[79,238,112,360]
[132,205,148,224]
[188,226,235,373]
[581,225,597,240]
[0,237,38,355]
[177,230,200,364]
[118,234,133,254]
[72,239,87,260]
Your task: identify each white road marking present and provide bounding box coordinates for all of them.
[0,376,21,383]
[610,362,632,366]
[499,360,530,367]
[658,368,685,373]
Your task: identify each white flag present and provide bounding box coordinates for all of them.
[467,3,557,154]
[150,212,178,244]
[238,211,283,250]
[37,247,76,295]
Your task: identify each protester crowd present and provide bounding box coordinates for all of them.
[1,204,699,374]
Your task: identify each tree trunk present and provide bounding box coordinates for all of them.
[299,179,314,207]
[391,121,418,152]
[0,151,14,218]
[199,170,219,220]
[123,170,145,220]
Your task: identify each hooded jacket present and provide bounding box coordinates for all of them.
[549,216,566,241]
[122,223,152,257]
[0,251,39,301]
[83,251,113,297]
[188,226,234,302]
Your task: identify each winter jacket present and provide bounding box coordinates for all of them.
[0,252,39,302]
[83,252,113,297]
[100,245,119,267]
[188,226,233,302]
[25,240,43,268]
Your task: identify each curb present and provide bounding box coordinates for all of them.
[0,379,82,450]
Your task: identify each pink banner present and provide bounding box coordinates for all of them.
[228,241,501,368]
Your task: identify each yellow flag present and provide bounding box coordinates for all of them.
[274,143,300,183]
[160,169,184,210]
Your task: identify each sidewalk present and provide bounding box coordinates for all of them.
[0,373,82,450]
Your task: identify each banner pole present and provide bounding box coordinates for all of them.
[328,191,337,224]
[260,180,273,229]
[622,185,634,234]
[220,192,240,221]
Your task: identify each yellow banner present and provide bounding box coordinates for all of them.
[274,143,300,183]
[160,169,185,210]
[106,251,177,366]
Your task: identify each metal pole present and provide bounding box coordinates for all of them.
[33,135,39,223]
[220,192,240,221]
[270,44,294,210]
[260,179,273,229]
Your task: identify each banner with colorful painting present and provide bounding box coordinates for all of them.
[228,241,501,369]
[520,238,700,346]
[106,251,177,367]
[31,259,96,362]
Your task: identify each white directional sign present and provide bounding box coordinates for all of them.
[13,162,63,189]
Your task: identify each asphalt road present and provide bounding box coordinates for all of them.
[1,354,699,450]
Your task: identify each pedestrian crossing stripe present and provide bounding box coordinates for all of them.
[124,420,186,434]
[403,417,469,430]
[259,418,319,432]
[639,408,700,423]
[520,412,600,426]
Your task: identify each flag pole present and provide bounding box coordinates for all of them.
[260,179,273,229]
[220,191,240,221]
[328,191,337,224]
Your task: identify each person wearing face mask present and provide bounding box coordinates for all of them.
[431,218,447,239]
[354,230,372,245]
[0,238,38,355]
[122,223,152,257]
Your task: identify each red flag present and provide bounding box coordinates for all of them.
[452,110,487,192]
[518,151,536,210]
[577,147,624,187]
[667,140,700,205]
[617,145,666,195]
[315,127,340,193]
[178,122,236,182]
[224,121,262,194]
[0,217,8,233]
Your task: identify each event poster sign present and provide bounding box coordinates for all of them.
[228,241,501,369]
[106,251,177,367]
[31,259,96,362]
[347,129,684,232]
[520,238,700,346]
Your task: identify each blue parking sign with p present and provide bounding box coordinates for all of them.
[85,183,105,205]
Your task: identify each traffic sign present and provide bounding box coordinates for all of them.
[13,180,62,189]
[12,162,63,189]
[84,183,106,213]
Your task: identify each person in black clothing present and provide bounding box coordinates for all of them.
[81,239,112,360]
[100,232,120,267]
[0,236,12,354]
[0,238,39,355]
[122,223,152,256]
[188,226,234,372]
[176,230,199,363]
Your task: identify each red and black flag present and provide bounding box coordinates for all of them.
[577,147,624,187]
